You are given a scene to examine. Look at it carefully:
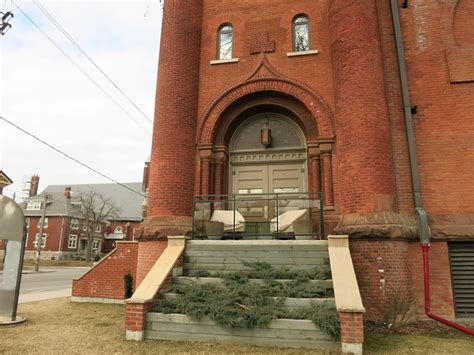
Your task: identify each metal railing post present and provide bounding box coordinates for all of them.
[319,192,324,238]
[275,193,279,239]
[233,194,236,233]
[192,198,196,239]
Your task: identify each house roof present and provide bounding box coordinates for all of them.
[22,182,144,221]
[0,170,13,188]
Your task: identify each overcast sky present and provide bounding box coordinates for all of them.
[0,0,162,200]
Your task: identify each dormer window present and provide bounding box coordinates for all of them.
[26,201,42,210]
[218,24,233,60]
[293,15,310,52]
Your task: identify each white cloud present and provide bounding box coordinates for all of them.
[1,1,162,199]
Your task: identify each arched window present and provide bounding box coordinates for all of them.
[114,226,123,234]
[293,15,310,52]
[217,24,233,60]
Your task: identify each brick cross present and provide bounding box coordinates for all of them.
[249,32,276,55]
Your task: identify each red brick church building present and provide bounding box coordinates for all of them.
[73,0,474,348]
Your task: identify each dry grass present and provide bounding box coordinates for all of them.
[1,298,472,354]
[365,329,474,354]
[0,299,334,354]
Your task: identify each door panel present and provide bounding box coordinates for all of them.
[232,163,305,221]
[269,164,304,193]
[233,165,267,219]
[232,165,267,193]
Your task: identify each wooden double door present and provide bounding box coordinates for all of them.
[231,162,306,223]
[232,163,305,195]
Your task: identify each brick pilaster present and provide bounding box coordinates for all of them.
[339,311,364,354]
[145,0,203,234]
[329,0,396,215]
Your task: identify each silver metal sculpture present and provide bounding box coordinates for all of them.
[0,195,26,324]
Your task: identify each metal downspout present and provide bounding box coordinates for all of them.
[390,0,474,336]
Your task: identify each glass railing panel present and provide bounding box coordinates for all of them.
[192,192,324,240]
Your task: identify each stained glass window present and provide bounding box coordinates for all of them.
[293,15,310,52]
[218,24,233,60]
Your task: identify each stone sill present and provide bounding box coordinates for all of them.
[210,58,239,65]
[287,50,319,57]
[71,296,124,304]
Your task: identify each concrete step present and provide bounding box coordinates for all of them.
[145,313,338,349]
[174,276,334,290]
[184,250,329,258]
[151,239,338,350]
[160,292,335,310]
[184,256,328,265]
[185,240,329,252]
[184,240,330,275]
[184,262,329,274]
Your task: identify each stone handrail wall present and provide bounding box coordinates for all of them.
[71,241,138,302]
[125,236,186,341]
[328,235,365,355]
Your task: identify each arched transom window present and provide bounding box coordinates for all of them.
[218,24,233,60]
[293,15,310,52]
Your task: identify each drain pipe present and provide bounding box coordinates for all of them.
[390,0,474,336]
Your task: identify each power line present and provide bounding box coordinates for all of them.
[32,0,153,124]
[0,115,146,197]
[13,2,151,135]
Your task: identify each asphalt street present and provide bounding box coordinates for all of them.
[0,267,90,303]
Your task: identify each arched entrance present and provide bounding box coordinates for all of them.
[195,89,336,210]
[229,113,308,195]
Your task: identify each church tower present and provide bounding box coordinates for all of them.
[137,0,473,323]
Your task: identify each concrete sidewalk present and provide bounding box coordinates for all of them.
[19,288,72,303]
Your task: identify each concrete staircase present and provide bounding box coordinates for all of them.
[145,240,339,350]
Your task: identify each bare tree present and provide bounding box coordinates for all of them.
[78,189,120,262]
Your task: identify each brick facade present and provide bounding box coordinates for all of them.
[408,242,456,319]
[78,0,474,329]
[339,311,364,344]
[103,221,140,254]
[135,239,168,286]
[134,0,474,321]
[72,241,139,300]
[350,240,413,320]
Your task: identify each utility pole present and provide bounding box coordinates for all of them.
[1,11,14,36]
[34,194,47,272]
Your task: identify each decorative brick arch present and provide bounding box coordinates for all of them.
[197,56,334,145]
[441,0,474,83]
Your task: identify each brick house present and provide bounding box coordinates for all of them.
[72,0,474,346]
[19,182,144,260]
[0,170,13,195]
[0,170,14,254]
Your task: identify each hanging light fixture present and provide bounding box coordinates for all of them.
[261,119,272,148]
